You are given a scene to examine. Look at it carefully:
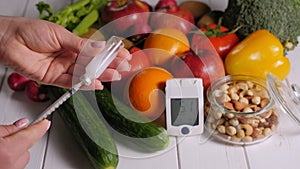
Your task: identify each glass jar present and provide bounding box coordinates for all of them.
[205,75,280,145]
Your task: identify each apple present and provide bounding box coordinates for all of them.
[7,72,31,91]
[170,49,225,90]
[100,0,151,36]
[150,0,195,34]
[25,81,49,102]
[127,23,152,42]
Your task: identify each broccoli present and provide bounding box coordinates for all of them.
[223,0,300,51]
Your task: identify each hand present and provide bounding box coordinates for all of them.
[0,16,132,89]
[0,118,50,169]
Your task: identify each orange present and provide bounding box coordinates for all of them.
[128,67,173,119]
[143,28,190,66]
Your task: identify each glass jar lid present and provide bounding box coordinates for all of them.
[267,73,300,125]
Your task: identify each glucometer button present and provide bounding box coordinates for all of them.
[181,127,190,135]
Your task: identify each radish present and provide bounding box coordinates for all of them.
[7,72,31,91]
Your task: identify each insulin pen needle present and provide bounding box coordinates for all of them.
[30,36,124,124]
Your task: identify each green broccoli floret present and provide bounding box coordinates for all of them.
[223,0,300,51]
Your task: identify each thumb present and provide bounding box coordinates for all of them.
[4,119,51,157]
[0,118,29,137]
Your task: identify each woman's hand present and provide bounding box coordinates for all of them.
[0,16,132,89]
[0,119,50,169]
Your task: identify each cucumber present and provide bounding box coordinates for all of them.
[85,88,169,152]
[47,86,118,169]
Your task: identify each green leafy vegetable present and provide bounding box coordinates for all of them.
[36,0,110,35]
[223,0,300,51]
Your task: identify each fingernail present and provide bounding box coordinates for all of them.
[113,72,122,81]
[127,54,133,60]
[44,120,51,130]
[91,41,106,48]
[14,118,29,128]
[118,61,131,72]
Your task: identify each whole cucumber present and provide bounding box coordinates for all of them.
[86,88,170,152]
[47,86,119,169]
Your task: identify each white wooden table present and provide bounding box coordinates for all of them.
[1,0,300,169]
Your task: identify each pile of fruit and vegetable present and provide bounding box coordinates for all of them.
[6,0,300,168]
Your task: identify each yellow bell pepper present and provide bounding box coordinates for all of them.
[225,30,290,80]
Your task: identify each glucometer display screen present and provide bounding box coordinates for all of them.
[171,98,199,126]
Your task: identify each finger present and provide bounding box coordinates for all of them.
[79,40,106,57]
[98,69,121,82]
[4,119,51,157]
[118,48,132,60]
[109,57,131,72]
[0,118,29,137]
[13,151,30,169]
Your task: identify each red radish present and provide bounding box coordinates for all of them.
[7,72,31,91]
[150,0,195,34]
[25,81,49,102]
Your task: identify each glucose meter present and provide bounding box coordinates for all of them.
[165,78,204,136]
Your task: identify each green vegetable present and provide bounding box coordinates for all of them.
[85,88,170,152]
[47,86,119,169]
[36,0,110,35]
[223,0,300,51]
[72,9,99,35]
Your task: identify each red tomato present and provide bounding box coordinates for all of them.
[192,24,239,60]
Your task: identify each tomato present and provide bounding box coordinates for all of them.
[192,23,239,60]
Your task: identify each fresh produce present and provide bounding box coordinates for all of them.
[90,87,170,152]
[120,46,151,78]
[150,0,195,34]
[72,9,99,36]
[36,0,108,35]
[7,72,31,91]
[110,46,151,101]
[7,72,49,102]
[128,67,173,119]
[170,49,225,90]
[25,81,49,102]
[100,0,151,36]
[47,86,119,169]
[143,27,190,66]
[223,0,300,51]
[191,20,240,60]
[225,30,290,80]
[196,11,224,28]
[179,1,211,20]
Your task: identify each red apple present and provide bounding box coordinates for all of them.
[170,49,225,90]
[100,0,151,35]
[25,81,49,102]
[127,23,152,42]
[150,0,195,34]
[7,72,31,91]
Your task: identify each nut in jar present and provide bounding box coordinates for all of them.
[205,75,279,145]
